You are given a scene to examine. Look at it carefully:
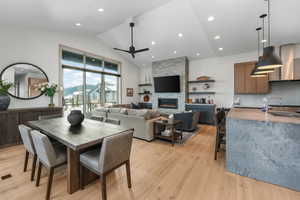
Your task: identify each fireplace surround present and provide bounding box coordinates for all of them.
[158,98,178,109]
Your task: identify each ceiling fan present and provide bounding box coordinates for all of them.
[113,22,149,58]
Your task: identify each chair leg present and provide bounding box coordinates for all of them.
[79,164,84,190]
[36,161,42,187]
[100,174,107,200]
[23,151,29,172]
[125,161,132,188]
[214,132,219,161]
[31,154,37,181]
[46,168,54,200]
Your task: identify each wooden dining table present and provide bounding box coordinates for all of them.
[27,117,131,194]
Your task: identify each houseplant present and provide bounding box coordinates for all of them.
[38,83,59,107]
[0,80,13,111]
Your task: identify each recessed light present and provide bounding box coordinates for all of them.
[142,64,146,66]
[178,33,183,38]
[98,8,104,12]
[196,53,200,56]
[173,51,177,54]
[214,35,221,40]
[218,47,223,51]
[208,16,215,22]
[152,56,155,59]
[151,41,156,45]
[75,23,81,27]
[261,39,267,43]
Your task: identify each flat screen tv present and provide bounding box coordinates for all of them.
[154,75,180,93]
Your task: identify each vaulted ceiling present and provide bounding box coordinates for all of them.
[1,0,300,68]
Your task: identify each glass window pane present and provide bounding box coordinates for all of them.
[104,61,119,74]
[63,68,84,113]
[62,50,84,68]
[104,75,118,106]
[85,72,102,115]
[86,57,103,71]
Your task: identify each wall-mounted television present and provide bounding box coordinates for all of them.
[154,75,180,93]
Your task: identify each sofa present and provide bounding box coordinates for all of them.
[91,107,160,141]
[173,111,200,132]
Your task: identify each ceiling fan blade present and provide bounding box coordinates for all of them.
[131,53,135,58]
[134,48,150,53]
[113,48,130,53]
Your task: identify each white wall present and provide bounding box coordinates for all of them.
[0,25,140,108]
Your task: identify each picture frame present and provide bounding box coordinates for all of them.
[126,88,133,97]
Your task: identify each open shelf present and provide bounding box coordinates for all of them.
[138,93,152,95]
[188,80,215,84]
[138,83,152,87]
[189,92,216,95]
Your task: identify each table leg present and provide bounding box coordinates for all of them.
[67,148,80,194]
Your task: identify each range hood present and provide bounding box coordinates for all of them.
[269,44,300,82]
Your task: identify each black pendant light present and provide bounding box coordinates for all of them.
[256,0,282,70]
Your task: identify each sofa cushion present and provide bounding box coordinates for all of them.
[109,108,121,113]
[127,109,153,119]
[130,103,140,109]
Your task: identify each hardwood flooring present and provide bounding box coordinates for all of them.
[1,125,300,200]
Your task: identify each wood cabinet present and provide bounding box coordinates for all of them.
[234,61,269,94]
[0,107,63,148]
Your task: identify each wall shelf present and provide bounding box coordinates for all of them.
[138,93,152,95]
[138,83,152,87]
[189,92,216,95]
[188,80,215,84]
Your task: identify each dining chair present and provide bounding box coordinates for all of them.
[18,125,37,181]
[31,130,67,200]
[38,114,63,120]
[79,129,134,200]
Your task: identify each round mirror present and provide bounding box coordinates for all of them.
[0,63,49,100]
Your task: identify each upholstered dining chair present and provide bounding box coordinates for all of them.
[31,130,67,200]
[18,125,37,181]
[79,129,134,200]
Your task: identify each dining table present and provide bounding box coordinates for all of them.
[27,117,131,194]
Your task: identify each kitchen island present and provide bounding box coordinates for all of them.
[226,108,300,191]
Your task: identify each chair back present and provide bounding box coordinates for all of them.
[18,125,35,155]
[39,114,62,120]
[31,130,57,168]
[99,129,134,174]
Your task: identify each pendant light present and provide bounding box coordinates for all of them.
[251,27,274,77]
[256,0,282,70]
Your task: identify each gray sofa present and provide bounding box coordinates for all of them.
[92,107,160,141]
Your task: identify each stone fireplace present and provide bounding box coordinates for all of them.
[152,57,188,113]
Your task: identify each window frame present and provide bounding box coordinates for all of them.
[59,45,122,114]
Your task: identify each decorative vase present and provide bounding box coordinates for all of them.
[67,110,85,127]
[49,96,55,107]
[0,94,10,111]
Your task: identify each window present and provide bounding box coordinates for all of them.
[61,48,121,116]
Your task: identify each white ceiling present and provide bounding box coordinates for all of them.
[0,0,300,68]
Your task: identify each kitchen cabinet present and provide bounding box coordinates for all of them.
[0,107,63,148]
[234,61,269,94]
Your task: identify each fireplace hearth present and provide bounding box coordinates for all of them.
[158,98,178,109]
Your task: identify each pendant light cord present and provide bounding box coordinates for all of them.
[256,27,261,57]
[267,0,271,46]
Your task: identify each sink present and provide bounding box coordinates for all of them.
[269,111,300,118]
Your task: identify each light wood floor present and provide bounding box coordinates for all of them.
[1,125,300,200]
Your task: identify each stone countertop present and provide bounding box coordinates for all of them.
[228,108,300,125]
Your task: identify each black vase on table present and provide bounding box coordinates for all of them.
[67,110,84,126]
[0,95,10,111]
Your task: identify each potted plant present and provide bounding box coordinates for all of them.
[38,83,59,107]
[0,80,13,111]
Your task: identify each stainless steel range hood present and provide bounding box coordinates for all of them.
[269,44,300,82]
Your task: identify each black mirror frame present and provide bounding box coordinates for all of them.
[0,62,49,100]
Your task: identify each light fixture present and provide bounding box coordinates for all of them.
[152,56,155,59]
[257,0,282,70]
[261,39,267,43]
[151,41,156,45]
[208,16,215,22]
[196,53,200,56]
[98,8,104,12]
[214,35,221,40]
[218,47,223,51]
[75,23,81,27]
[178,33,183,38]
[173,51,177,54]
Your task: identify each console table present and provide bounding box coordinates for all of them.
[0,107,63,148]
